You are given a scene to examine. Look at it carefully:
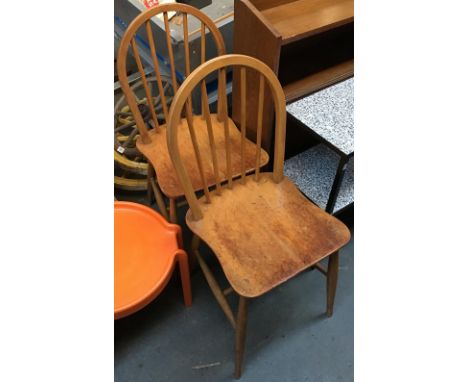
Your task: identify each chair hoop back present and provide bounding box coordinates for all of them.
[167,54,286,221]
[116,3,226,144]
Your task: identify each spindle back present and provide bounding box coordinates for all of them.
[116,3,226,144]
[167,54,286,220]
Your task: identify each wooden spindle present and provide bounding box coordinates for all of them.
[131,38,160,132]
[217,68,226,122]
[220,68,232,188]
[200,22,206,120]
[182,12,195,120]
[145,21,169,123]
[201,80,221,194]
[200,22,206,65]
[255,74,265,181]
[164,12,179,95]
[240,67,247,184]
[185,101,211,202]
[183,13,191,77]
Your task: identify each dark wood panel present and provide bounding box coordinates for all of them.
[284,60,354,103]
[232,0,282,153]
[233,0,354,160]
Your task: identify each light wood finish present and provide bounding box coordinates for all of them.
[150,177,169,221]
[201,82,221,194]
[137,116,269,200]
[164,11,179,95]
[166,55,351,377]
[116,3,227,217]
[217,68,228,123]
[326,251,339,317]
[192,235,236,328]
[235,296,248,379]
[233,0,354,156]
[130,38,160,132]
[255,75,265,181]
[167,55,284,220]
[184,108,212,202]
[200,22,206,64]
[147,163,169,221]
[186,174,349,297]
[220,69,233,188]
[145,21,169,121]
[240,67,247,184]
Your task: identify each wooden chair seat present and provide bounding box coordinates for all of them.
[186,173,351,298]
[137,114,269,199]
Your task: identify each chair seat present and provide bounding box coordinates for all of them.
[114,202,181,319]
[137,114,269,199]
[186,173,351,298]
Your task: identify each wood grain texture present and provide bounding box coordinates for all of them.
[137,115,269,199]
[167,54,286,220]
[166,54,350,379]
[283,59,354,102]
[232,0,281,153]
[116,3,227,205]
[258,0,354,44]
[235,296,248,379]
[233,0,354,158]
[146,21,170,121]
[186,173,350,298]
[116,2,226,145]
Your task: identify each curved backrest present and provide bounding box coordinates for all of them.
[167,54,286,221]
[116,3,226,144]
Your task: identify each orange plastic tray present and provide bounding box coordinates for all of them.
[114,201,191,319]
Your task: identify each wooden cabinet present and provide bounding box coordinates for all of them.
[232,0,354,155]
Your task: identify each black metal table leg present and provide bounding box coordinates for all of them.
[325,156,349,213]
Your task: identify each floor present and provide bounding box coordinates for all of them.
[114,190,354,382]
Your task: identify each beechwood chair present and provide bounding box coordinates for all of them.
[166,54,352,378]
[117,4,268,223]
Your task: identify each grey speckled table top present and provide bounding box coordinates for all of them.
[287,78,354,155]
[284,144,353,213]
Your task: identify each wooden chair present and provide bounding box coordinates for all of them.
[116,4,269,222]
[166,54,351,378]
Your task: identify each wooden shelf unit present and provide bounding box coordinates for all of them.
[232,0,354,155]
[254,0,353,44]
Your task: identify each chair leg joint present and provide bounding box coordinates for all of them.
[195,249,236,329]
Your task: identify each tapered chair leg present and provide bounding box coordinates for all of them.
[326,251,339,317]
[189,234,201,270]
[147,164,155,204]
[169,198,178,223]
[176,250,192,306]
[147,165,169,221]
[235,296,248,379]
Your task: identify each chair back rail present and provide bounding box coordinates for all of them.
[117,3,226,144]
[167,54,286,220]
